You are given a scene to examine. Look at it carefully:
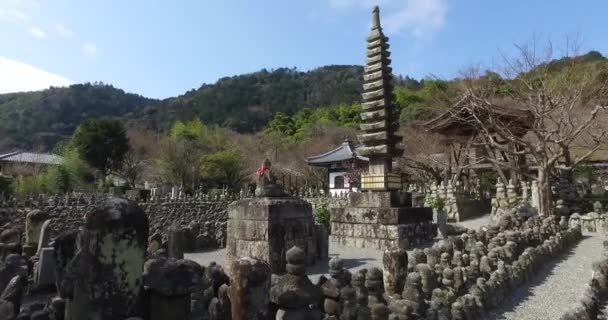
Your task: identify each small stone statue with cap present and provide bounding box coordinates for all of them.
[255,159,286,197]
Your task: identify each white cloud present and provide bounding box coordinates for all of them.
[55,23,73,38]
[328,0,448,41]
[0,56,71,94]
[28,27,46,39]
[383,0,447,40]
[82,42,98,59]
[0,9,28,23]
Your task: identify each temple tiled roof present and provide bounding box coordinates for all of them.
[306,139,368,167]
[0,151,63,165]
[424,94,533,137]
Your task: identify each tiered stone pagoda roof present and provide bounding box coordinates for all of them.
[356,6,403,161]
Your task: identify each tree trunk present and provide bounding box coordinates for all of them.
[537,168,552,216]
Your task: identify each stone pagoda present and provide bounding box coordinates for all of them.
[330,6,434,250]
[357,6,403,191]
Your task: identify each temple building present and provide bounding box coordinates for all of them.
[0,151,63,176]
[306,139,368,196]
[423,94,534,185]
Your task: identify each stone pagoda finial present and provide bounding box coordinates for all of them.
[372,6,381,29]
[357,6,403,191]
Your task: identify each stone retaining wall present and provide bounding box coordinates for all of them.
[0,200,229,250]
[0,196,348,251]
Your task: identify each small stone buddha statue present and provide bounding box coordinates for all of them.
[255,159,286,197]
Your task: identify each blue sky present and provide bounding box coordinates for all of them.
[1,0,607,99]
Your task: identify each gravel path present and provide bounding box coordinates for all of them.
[457,214,493,230]
[186,242,384,283]
[487,234,605,320]
[185,214,491,282]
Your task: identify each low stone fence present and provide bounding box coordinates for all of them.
[560,240,608,319]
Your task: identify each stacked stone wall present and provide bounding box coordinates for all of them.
[0,200,229,251]
[0,195,346,252]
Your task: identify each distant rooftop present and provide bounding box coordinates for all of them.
[307,139,369,167]
[0,151,63,165]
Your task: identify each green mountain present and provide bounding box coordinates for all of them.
[0,65,366,151]
[135,65,365,133]
[1,51,603,152]
[0,83,159,151]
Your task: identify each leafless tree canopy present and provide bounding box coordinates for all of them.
[453,38,608,214]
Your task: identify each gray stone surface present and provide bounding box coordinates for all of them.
[67,197,148,320]
[25,209,49,247]
[34,247,55,286]
[35,220,51,256]
[226,197,319,273]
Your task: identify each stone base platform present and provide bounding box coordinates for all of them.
[330,191,435,250]
[226,197,322,274]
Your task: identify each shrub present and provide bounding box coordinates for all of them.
[0,175,14,198]
[427,196,445,210]
[315,205,330,230]
[14,175,45,198]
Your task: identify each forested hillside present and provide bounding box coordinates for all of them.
[135,65,367,133]
[0,65,370,150]
[0,51,604,152]
[0,83,159,150]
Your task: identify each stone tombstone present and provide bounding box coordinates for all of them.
[0,254,26,295]
[68,198,149,320]
[436,208,448,239]
[168,225,186,259]
[382,248,408,296]
[270,246,322,320]
[209,283,231,320]
[0,274,26,318]
[322,257,348,316]
[148,233,162,254]
[531,180,540,211]
[49,297,66,320]
[0,229,20,245]
[594,201,604,214]
[52,230,78,300]
[365,267,386,306]
[25,209,49,248]
[34,247,56,287]
[36,219,52,256]
[142,258,204,320]
[315,224,329,260]
[229,257,271,320]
